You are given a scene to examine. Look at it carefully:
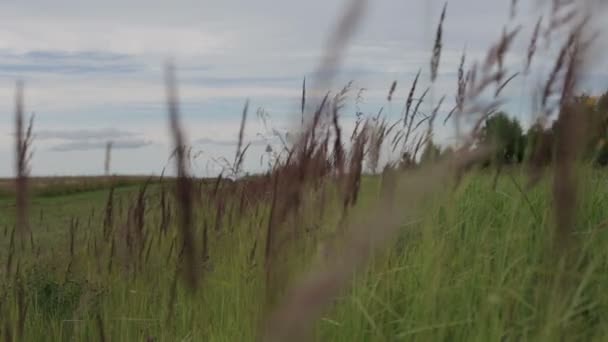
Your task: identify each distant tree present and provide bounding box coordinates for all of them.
[592,139,608,166]
[593,90,608,166]
[481,112,526,165]
[581,92,608,166]
[556,93,608,166]
[524,121,554,165]
[516,128,527,163]
[524,91,608,168]
[597,90,608,113]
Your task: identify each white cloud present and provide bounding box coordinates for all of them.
[0,0,606,175]
[50,139,152,152]
[35,128,136,141]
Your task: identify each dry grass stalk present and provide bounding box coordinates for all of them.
[331,99,345,176]
[233,100,249,178]
[314,0,367,89]
[426,95,445,141]
[159,185,171,236]
[69,217,78,259]
[545,0,578,41]
[510,0,518,19]
[496,26,521,75]
[5,226,16,282]
[526,16,543,74]
[466,61,478,97]
[301,77,306,125]
[144,233,155,265]
[14,82,34,248]
[343,123,368,211]
[387,80,397,102]
[104,141,112,176]
[263,172,280,301]
[134,180,150,264]
[552,103,582,256]
[165,267,180,325]
[214,200,225,233]
[552,17,589,253]
[201,220,209,264]
[29,229,35,254]
[165,63,198,290]
[410,133,424,161]
[308,92,330,149]
[379,164,397,207]
[103,187,114,240]
[264,148,490,342]
[529,15,590,186]
[367,117,388,173]
[404,70,421,128]
[445,49,467,125]
[542,44,570,112]
[107,236,115,274]
[96,312,107,342]
[212,172,223,197]
[495,72,520,97]
[3,321,12,342]
[16,279,27,340]
[430,3,447,82]
[261,93,342,303]
[403,87,430,150]
[166,236,176,266]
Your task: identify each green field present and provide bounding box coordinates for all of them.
[2,0,608,339]
[1,167,607,341]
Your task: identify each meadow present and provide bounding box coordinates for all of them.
[2,0,608,341]
[1,168,608,341]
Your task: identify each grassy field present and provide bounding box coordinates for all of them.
[1,167,607,341]
[0,176,158,200]
[1,2,605,340]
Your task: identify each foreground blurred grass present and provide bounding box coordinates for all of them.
[1,168,607,341]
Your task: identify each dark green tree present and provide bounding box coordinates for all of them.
[524,121,554,165]
[555,93,608,166]
[481,111,526,165]
[583,92,608,166]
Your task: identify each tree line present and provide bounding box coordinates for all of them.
[419,90,608,167]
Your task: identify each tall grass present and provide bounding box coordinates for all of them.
[1,0,607,341]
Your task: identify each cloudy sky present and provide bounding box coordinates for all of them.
[0,0,606,176]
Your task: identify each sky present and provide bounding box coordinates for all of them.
[0,0,607,177]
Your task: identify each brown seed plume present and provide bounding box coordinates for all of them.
[165,63,198,290]
[234,99,249,178]
[387,80,397,102]
[14,82,33,247]
[430,3,447,82]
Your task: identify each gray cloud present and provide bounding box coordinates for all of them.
[185,75,300,87]
[194,137,270,147]
[182,67,385,88]
[0,0,606,177]
[0,50,143,75]
[34,128,152,152]
[23,50,131,61]
[0,63,141,74]
[50,139,152,152]
[35,128,136,141]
